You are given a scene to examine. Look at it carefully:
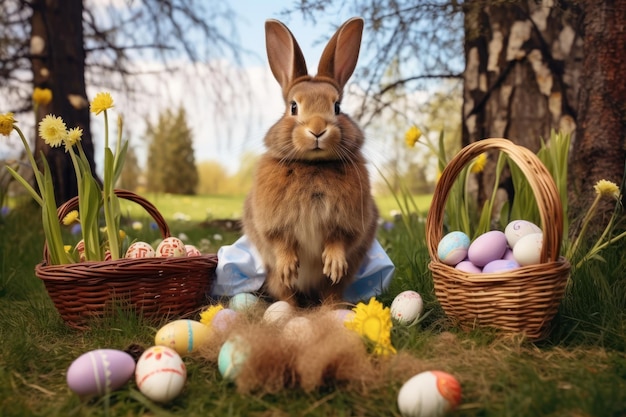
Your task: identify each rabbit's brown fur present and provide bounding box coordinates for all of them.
[242,18,378,306]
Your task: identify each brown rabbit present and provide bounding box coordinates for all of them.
[242,17,378,306]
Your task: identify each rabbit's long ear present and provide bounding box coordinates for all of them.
[265,19,309,97]
[317,17,364,91]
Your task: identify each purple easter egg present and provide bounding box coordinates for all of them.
[468,231,507,267]
[67,349,135,396]
[455,260,482,273]
[482,259,520,274]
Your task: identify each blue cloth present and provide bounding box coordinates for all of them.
[213,235,395,303]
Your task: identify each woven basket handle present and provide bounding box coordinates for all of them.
[43,189,171,262]
[426,138,564,264]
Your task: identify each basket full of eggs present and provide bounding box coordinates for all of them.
[426,138,571,340]
[35,190,218,329]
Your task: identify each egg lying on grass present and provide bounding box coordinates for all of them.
[66,349,135,396]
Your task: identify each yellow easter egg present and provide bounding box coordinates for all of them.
[154,319,211,355]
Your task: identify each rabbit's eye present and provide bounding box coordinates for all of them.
[334,102,341,115]
[290,101,298,116]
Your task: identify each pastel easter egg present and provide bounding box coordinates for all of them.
[211,308,239,333]
[184,245,202,257]
[228,293,260,312]
[155,237,186,257]
[125,241,155,258]
[154,319,212,356]
[135,346,186,403]
[67,349,135,396]
[454,260,482,273]
[390,290,424,325]
[504,220,542,249]
[263,300,294,324]
[482,259,520,274]
[513,232,543,266]
[437,231,470,266]
[502,248,515,261]
[397,370,462,417]
[467,231,507,267]
[75,240,86,262]
[218,337,249,381]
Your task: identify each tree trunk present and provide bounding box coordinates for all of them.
[569,0,626,231]
[31,0,98,205]
[462,0,581,207]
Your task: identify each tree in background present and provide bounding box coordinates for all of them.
[117,146,141,192]
[287,0,625,231]
[0,0,243,204]
[146,107,198,195]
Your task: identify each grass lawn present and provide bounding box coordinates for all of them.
[1,193,625,417]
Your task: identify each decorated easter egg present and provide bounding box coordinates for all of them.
[154,319,211,355]
[263,300,294,324]
[467,231,507,267]
[125,241,155,258]
[482,259,520,274]
[397,370,462,417]
[504,220,542,249]
[66,349,135,396]
[155,237,186,257]
[218,337,249,381]
[75,239,86,262]
[184,244,202,257]
[390,290,424,325]
[211,308,239,333]
[513,232,543,266]
[437,231,470,266]
[454,260,482,273]
[135,346,186,403]
[228,293,260,312]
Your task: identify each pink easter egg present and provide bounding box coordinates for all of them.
[455,260,482,273]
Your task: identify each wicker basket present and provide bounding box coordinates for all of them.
[35,189,218,329]
[426,138,570,340]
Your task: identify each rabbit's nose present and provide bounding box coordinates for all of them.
[307,116,327,137]
[310,129,327,139]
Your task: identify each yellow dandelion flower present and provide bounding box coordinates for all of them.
[345,297,396,356]
[199,304,224,326]
[118,229,126,240]
[594,179,620,200]
[62,210,80,226]
[64,127,83,152]
[32,87,53,106]
[404,125,422,148]
[64,245,73,253]
[90,92,114,115]
[38,115,67,147]
[0,112,16,136]
[470,152,487,173]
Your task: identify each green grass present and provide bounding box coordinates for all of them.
[1,194,625,417]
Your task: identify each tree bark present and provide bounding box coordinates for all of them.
[463,0,581,207]
[31,0,98,205]
[570,0,626,230]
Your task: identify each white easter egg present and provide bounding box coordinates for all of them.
[397,371,462,417]
[390,290,424,325]
[218,337,249,381]
[135,346,186,403]
[228,293,260,312]
[154,319,212,356]
[155,237,186,257]
[66,349,135,396]
[263,301,294,324]
[504,220,542,248]
[125,241,155,258]
[513,232,543,266]
[437,231,470,266]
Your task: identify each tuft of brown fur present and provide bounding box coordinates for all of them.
[242,18,378,307]
[197,306,429,395]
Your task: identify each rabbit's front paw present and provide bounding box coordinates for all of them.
[276,253,299,288]
[322,244,347,284]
